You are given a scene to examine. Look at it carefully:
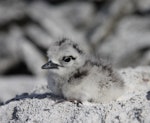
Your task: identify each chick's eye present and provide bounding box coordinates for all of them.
[63,56,71,62]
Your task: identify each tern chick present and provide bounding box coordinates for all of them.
[42,38,125,103]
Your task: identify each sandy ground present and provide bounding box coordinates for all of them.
[0,67,150,123]
[0,76,47,102]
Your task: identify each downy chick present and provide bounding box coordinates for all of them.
[42,38,125,103]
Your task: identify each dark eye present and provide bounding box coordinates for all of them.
[62,56,76,63]
[63,56,71,62]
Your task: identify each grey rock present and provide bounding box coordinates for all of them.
[86,0,134,50]
[0,2,26,25]
[140,50,150,65]
[27,2,86,42]
[0,27,21,74]
[98,16,150,68]
[135,0,150,12]
[24,24,54,49]
[20,38,46,76]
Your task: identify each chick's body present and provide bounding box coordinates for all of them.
[62,59,124,103]
[42,38,125,103]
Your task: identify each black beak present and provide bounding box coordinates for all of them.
[41,61,59,69]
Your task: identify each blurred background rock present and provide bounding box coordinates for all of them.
[0,0,150,104]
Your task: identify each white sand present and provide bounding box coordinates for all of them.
[0,67,150,123]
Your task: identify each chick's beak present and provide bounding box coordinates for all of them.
[41,60,59,69]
